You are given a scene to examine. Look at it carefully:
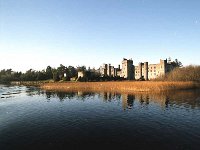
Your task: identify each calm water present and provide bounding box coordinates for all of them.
[0,85,200,150]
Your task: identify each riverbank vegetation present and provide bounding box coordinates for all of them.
[0,65,81,83]
[156,65,200,82]
[0,65,124,84]
[41,81,200,92]
[0,64,200,86]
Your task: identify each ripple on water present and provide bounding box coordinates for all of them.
[0,85,200,149]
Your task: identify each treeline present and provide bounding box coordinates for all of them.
[0,64,125,84]
[0,64,81,83]
[157,65,200,82]
[1,63,199,84]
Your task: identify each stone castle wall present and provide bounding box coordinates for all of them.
[100,58,174,80]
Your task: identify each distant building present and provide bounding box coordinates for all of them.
[135,59,175,80]
[99,63,121,77]
[78,71,84,78]
[135,62,148,80]
[99,58,175,80]
[99,64,108,76]
[121,58,134,80]
[107,64,111,76]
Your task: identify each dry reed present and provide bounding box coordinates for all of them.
[156,65,200,82]
[40,81,200,93]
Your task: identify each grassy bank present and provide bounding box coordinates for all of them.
[40,81,200,92]
[156,65,200,82]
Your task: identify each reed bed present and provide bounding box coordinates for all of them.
[156,65,200,82]
[40,81,200,93]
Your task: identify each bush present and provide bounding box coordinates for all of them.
[156,65,200,82]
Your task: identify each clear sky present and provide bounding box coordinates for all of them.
[0,0,200,72]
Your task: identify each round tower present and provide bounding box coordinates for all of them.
[138,63,142,79]
[144,62,148,80]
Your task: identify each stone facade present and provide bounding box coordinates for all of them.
[121,58,134,80]
[78,71,84,78]
[100,58,175,80]
[99,64,108,76]
[135,59,174,80]
[100,63,121,77]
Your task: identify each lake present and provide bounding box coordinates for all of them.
[0,85,200,149]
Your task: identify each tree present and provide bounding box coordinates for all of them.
[46,66,53,79]
[77,66,86,72]
[51,68,59,81]
[57,64,67,80]
[22,69,37,81]
[68,66,77,78]
[36,71,46,80]
[172,59,183,68]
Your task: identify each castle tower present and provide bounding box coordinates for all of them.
[114,68,117,77]
[121,58,134,80]
[104,64,108,76]
[107,64,111,77]
[100,64,108,76]
[144,62,148,80]
[111,66,115,77]
[138,62,142,79]
[159,59,167,76]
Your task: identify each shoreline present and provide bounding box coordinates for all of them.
[38,81,200,93]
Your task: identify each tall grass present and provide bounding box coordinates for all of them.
[41,81,200,92]
[13,65,200,92]
[156,65,200,82]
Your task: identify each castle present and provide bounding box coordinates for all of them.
[99,58,175,80]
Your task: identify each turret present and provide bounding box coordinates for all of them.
[138,62,142,79]
[144,62,148,80]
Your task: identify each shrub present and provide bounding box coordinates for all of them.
[156,65,200,82]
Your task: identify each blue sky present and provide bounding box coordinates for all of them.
[0,0,200,72]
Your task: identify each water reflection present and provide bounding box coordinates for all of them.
[1,85,200,110]
[1,85,200,149]
[41,89,200,110]
[26,86,41,97]
[0,85,23,99]
[122,94,135,110]
[98,92,121,102]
